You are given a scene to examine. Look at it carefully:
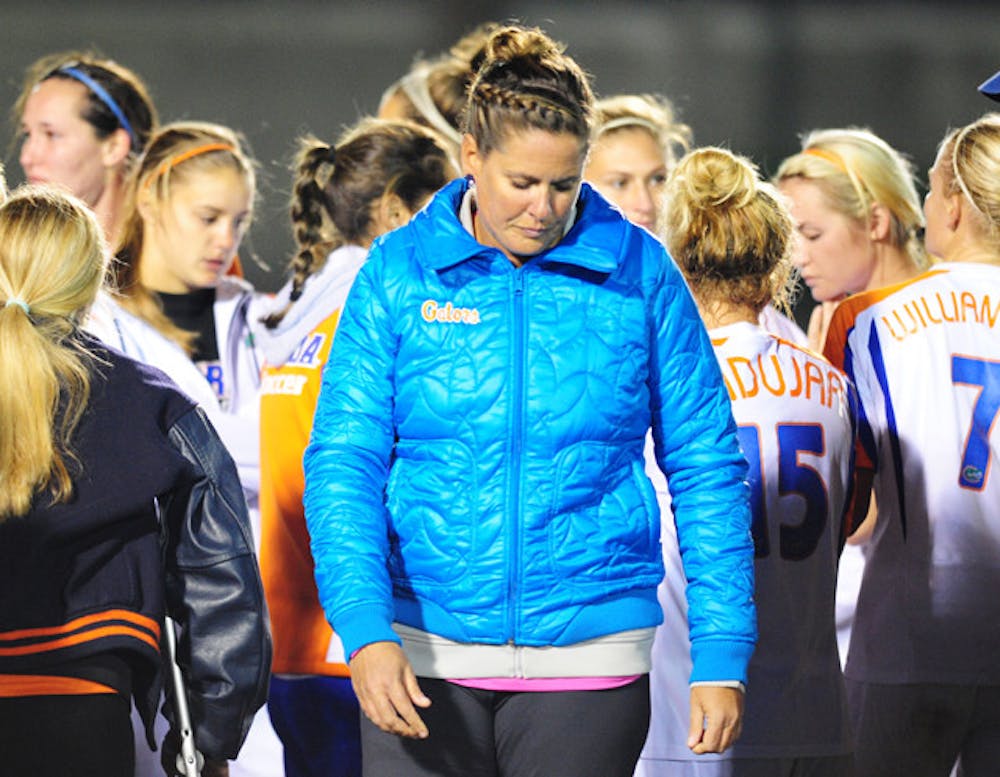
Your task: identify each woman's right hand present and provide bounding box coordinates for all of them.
[806,299,843,353]
[350,641,431,739]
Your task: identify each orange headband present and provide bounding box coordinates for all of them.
[802,147,850,175]
[144,143,236,191]
[802,146,876,209]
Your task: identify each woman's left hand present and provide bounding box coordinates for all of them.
[687,685,744,754]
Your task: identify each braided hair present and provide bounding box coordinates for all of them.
[263,118,454,329]
[462,25,594,155]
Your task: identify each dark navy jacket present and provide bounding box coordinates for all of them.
[0,334,271,760]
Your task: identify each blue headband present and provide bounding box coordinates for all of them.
[57,66,138,149]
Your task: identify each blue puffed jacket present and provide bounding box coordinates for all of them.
[304,178,756,683]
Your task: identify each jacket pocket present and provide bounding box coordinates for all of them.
[386,438,478,591]
[546,445,660,588]
[65,530,150,615]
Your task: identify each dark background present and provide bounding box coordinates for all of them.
[3,1,999,325]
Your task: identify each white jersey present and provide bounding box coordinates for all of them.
[638,322,856,772]
[825,262,1000,685]
[759,303,808,348]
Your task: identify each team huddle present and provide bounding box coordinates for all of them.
[1,19,999,777]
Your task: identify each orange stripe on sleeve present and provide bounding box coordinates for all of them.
[0,675,116,697]
[0,624,160,657]
[0,609,160,645]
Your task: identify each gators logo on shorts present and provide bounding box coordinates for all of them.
[962,465,984,487]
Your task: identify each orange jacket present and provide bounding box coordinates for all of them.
[259,309,349,676]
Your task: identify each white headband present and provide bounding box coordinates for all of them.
[398,65,463,148]
[596,116,662,138]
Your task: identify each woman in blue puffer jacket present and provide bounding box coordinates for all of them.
[304,23,756,777]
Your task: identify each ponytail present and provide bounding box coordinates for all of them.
[0,188,107,519]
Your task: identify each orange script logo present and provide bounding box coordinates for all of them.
[421,299,481,324]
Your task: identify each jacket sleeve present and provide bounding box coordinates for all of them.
[303,254,400,660]
[212,288,266,497]
[647,251,757,685]
[161,406,272,761]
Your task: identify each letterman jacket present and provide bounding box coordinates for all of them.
[0,334,271,760]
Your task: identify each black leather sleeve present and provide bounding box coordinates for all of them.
[161,406,272,760]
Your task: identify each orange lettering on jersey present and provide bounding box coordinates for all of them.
[721,375,737,401]
[421,299,481,324]
[940,291,960,322]
[803,360,826,406]
[828,369,846,411]
[919,296,942,325]
[881,291,998,342]
[789,357,804,398]
[758,354,787,397]
[727,356,759,398]
[961,292,978,322]
[722,349,842,409]
[882,313,906,341]
[984,295,1000,327]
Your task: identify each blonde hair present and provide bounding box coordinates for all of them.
[593,94,692,169]
[665,146,795,317]
[0,187,108,519]
[936,112,1000,246]
[113,121,256,351]
[463,24,594,155]
[775,127,926,269]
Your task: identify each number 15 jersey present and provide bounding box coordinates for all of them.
[639,321,858,767]
[825,262,1000,685]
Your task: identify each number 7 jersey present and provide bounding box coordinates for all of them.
[824,262,1000,684]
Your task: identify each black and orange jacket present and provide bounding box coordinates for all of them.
[0,334,272,761]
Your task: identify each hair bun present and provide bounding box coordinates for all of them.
[482,26,562,69]
[675,147,758,211]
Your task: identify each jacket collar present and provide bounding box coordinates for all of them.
[410,177,632,274]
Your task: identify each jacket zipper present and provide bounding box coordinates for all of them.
[507,268,527,650]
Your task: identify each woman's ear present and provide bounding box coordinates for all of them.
[461,133,481,179]
[377,192,412,231]
[100,127,134,170]
[136,183,157,224]
[946,191,964,232]
[868,202,892,242]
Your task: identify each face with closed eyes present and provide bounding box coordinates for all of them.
[778,176,876,301]
[462,128,586,266]
[585,126,667,233]
[139,165,252,293]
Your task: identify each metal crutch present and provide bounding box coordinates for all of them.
[164,616,204,777]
